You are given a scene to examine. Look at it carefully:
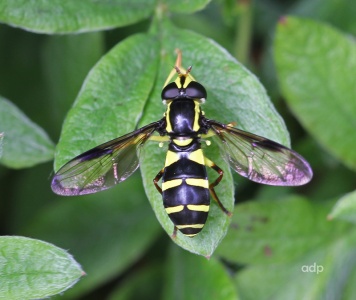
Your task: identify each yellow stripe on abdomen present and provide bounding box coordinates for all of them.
[162,179,183,191]
[176,224,204,229]
[185,178,209,188]
[187,204,210,212]
[165,205,184,214]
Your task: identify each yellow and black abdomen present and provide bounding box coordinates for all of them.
[162,140,210,237]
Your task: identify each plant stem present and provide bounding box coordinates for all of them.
[233,0,253,65]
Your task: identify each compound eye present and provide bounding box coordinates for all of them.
[161,82,179,100]
[185,81,207,99]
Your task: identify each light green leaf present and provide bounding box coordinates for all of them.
[275,16,356,170]
[217,196,349,264]
[54,33,159,171]
[0,236,83,300]
[163,0,211,14]
[162,245,238,300]
[0,0,156,34]
[24,175,161,298]
[0,96,54,169]
[140,20,291,256]
[328,190,356,223]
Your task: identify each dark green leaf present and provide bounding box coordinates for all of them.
[0,132,3,158]
[162,245,238,300]
[275,16,356,170]
[328,190,356,223]
[54,33,159,171]
[0,236,84,300]
[139,20,291,256]
[0,0,156,34]
[23,175,161,298]
[0,96,54,168]
[292,0,356,34]
[108,263,163,300]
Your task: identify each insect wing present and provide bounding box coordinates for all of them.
[52,122,160,196]
[207,120,313,186]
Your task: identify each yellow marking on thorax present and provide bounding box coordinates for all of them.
[187,205,210,212]
[193,100,201,132]
[176,224,204,229]
[188,149,205,165]
[185,178,209,188]
[173,138,193,147]
[165,102,173,133]
[162,179,183,191]
[165,150,180,167]
[165,205,184,214]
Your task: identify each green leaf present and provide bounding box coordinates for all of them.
[23,175,161,298]
[328,190,356,223]
[54,33,159,171]
[274,16,356,170]
[139,20,291,256]
[217,196,350,264]
[0,0,156,34]
[163,0,211,14]
[162,245,238,300]
[0,96,54,169]
[0,236,84,300]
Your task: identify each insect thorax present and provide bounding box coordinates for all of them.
[165,99,201,136]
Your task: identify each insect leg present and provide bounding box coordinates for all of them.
[153,168,164,194]
[172,226,178,239]
[205,157,232,217]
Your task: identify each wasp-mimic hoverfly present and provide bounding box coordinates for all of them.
[52,50,312,237]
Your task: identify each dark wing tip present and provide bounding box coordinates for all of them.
[51,175,81,196]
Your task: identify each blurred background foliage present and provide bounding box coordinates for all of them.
[0,0,355,299]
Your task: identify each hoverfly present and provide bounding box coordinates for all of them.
[52,50,312,238]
